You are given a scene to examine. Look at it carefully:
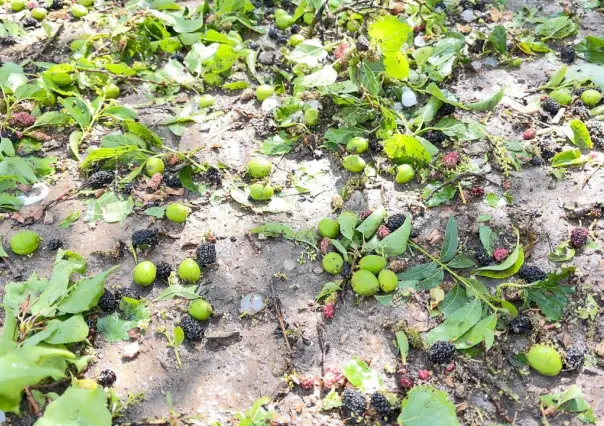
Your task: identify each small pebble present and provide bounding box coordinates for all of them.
[401,88,418,107]
[461,9,475,22]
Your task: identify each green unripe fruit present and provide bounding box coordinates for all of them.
[378,270,398,293]
[50,72,73,87]
[274,8,288,17]
[376,128,393,139]
[341,155,366,173]
[11,0,25,11]
[199,94,215,108]
[338,211,360,227]
[550,88,572,106]
[247,157,272,178]
[395,164,415,184]
[581,89,602,106]
[318,218,339,238]
[133,261,156,286]
[359,255,387,274]
[31,7,47,20]
[71,4,88,17]
[77,0,93,6]
[203,73,222,86]
[103,83,120,99]
[322,252,344,274]
[188,299,213,321]
[304,108,319,126]
[249,183,274,201]
[165,203,189,223]
[255,84,275,101]
[303,12,314,25]
[275,13,293,29]
[178,258,201,283]
[346,137,368,154]
[527,345,562,376]
[9,231,40,256]
[346,20,360,33]
[145,157,164,176]
[289,34,305,46]
[41,91,57,107]
[351,270,379,296]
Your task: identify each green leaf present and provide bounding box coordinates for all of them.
[447,253,475,269]
[440,285,469,318]
[383,134,432,165]
[424,297,482,345]
[58,97,91,130]
[434,117,485,140]
[426,37,465,82]
[424,83,464,108]
[535,16,577,40]
[34,386,111,426]
[397,263,443,290]
[465,88,504,111]
[170,15,205,33]
[343,357,382,393]
[548,242,575,262]
[526,268,575,321]
[378,214,411,257]
[286,39,327,67]
[316,282,341,300]
[322,389,343,410]
[58,266,118,314]
[69,131,83,161]
[395,331,409,365]
[103,106,137,121]
[323,126,365,146]
[261,133,294,155]
[422,183,456,207]
[0,157,38,184]
[383,51,409,80]
[479,225,496,255]
[123,120,162,147]
[58,210,80,229]
[337,211,360,240]
[551,148,586,168]
[83,192,134,223]
[439,215,458,262]
[173,326,185,346]
[569,119,593,149]
[144,206,166,218]
[80,146,139,170]
[250,222,295,239]
[576,36,604,64]
[473,231,524,278]
[544,65,567,89]
[44,315,89,344]
[398,385,460,426]
[105,63,137,76]
[28,111,71,128]
[454,313,497,350]
[178,165,206,194]
[155,284,200,302]
[294,64,337,88]
[356,206,386,239]
[368,16,412,56]
[358,60,381,95]
[488,25,507,54]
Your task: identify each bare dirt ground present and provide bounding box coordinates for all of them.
[1,0,604,425]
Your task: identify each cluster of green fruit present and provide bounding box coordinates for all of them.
[318,218,398,297]
[550,87,602,107]
[341,137,415,184]
[10,0,48,20]
[133,258,200,286]
[246,157,274,201]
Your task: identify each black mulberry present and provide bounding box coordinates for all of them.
[428,341,455,364]
[565,347,585,369]
[97,369,117,387]
[423,130,446,144]
[469,39,485,54]
[475,249,491,266]
[171,53,185,63]
[23,17,38,28]
[180,314,204,341]
[163,173,182,188]
[49,0,64,10]
[356,36,370,52]
[530,156,544,166]
[268,27,280,40]
[570,227,588,249]
[341,262,352,278]
[115,288,141,300]
[370,392,392,419]
[440,103,456,115]
[0,36,18,47]
[88,171,114,189]
[122,183,134,194]
[509,315,532,334]
[205,167,222,186]
[368,138,382,152]
[290,24,300,33]
[47,238,63,251]
[156,261,172,279]
[518,265,547,283]
[98,290,118,312]
[386,214,407,232]
[559,45,575,64]
[541,97,560,115]
[86,318,97,338]
[570,101,590,120]
[131,229,159,250]
[342,389,366,416]
[196,243,216,266]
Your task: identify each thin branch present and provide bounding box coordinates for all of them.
[423,172,497,201]
[25,387,42,417]
[270,278,292,366]
[20,23,65,66]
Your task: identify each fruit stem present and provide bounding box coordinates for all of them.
[408,240,499,312]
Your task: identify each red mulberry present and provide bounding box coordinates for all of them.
[493,248,508,262]
[523,128,536,140]
[323,302,335,319]
[359,210,373,220]
[471,187,485,197]
[570,227,588,249]
[377,225,390,239]
[442,152,460,168]
[9,112,36,127]
[320,237,331,255]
